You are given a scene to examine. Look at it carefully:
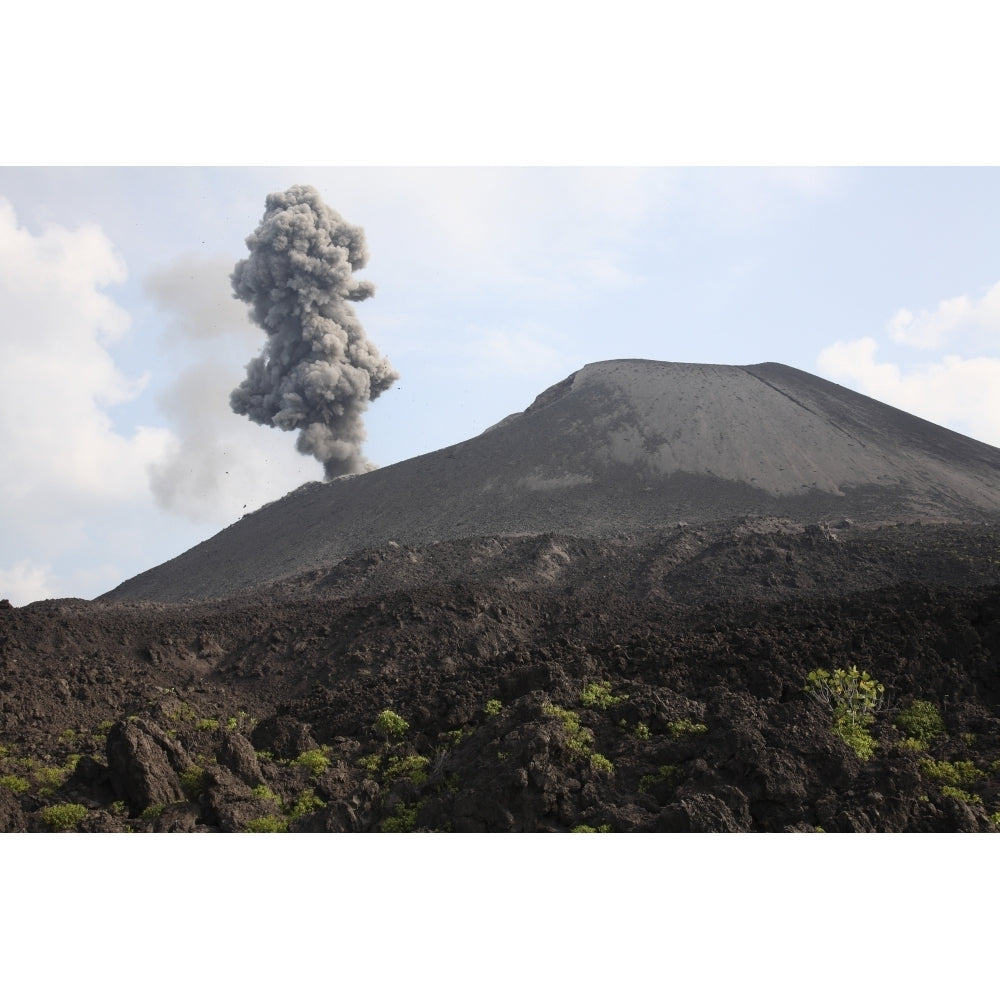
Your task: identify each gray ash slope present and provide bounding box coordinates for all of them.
[102,359,1000,603]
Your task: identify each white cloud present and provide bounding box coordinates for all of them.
[817,336,1000,447]
[887,280,1000,349]
[0,199,187,600]
[0,559,58,606]
[0,198,176,502]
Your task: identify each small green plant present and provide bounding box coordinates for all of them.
[837,721,878,762]
[227,711,257,731]
[374,709,409,742]
[34,765,69,796]
[255,750,274,761]
[897,736,928,753]
[0,745,9,759]
[95,720,114,737]
[139,803,166,822]
[484,699,502,717]
[288,789,324,821]
[543,703,594,757]
[894,700,945,743]
[381,802,418,832]
[988,811,1000,827]
[580,681,627,710]
[383,755,429,784]
[252,784,282,803]
[805,665,883,760]
[179,764,206,799]
[195,718,220,732]
[109,800,128,817]
[634,722,651,741]
[920,758,985,787]
[40,803,89,831]
[571,824,612,832]
[294,748,331,778]
[590,753,615,775]
[0,775,30,794]
[961,732,977,746]
[359,753,381,774]
[58,728,78,745]
[639,764,681,794]
[940,785,983,804]
[666,719,708,739]
[447,729,465,745]
[244,815,289,833]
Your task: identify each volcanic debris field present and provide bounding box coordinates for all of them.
[4,360,1000,833]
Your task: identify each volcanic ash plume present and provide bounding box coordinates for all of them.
[229,185,399,479]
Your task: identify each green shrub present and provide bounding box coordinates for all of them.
[244,815,289,833]
[195,718,220,732]
[639,764,681,794]
[383,755,429,785]
[374,710,409,742]
[571,824,612,832]
[381,803,418,832]
[805,666,884,725]
[0,775,29,794]
[895,700,945,743]
[139,803,165,822]
[484,699,502,717]
[40,803,88,831]
[543,703,594,757]
[288,789,324,820]
[252,784,281,803]
[634,722,651,741]
[590,753,615,775]
[838,721,878,762]
[805,666,883,760]
[666,719,708,739]
[294,748,331,778]
[179,764,206,799]
[920,758,985,787]
[34,765,68,796]
[580,681,627,710]
[940,785,983,804]
[897,736,928,753]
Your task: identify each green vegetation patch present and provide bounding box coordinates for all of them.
[294,748,331,778]
[381,802,418,833]
[666,719,708,739]
[40,803,89,831]
[245,815,289,833]
[895,700,945,743]
[805,665,883,761]
[484,699,502,717]
[920,758,985,788]
[0,775,30,794]
[374,709,409,742]
[580,681,627,710]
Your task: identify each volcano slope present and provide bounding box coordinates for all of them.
[4,360,1000,833]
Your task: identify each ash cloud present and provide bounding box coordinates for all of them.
[230,185,398,478]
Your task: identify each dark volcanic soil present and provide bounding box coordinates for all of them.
[4,517,1000,832]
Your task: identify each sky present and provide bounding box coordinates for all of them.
[3,4,1000,606]
[3,165,1000,605]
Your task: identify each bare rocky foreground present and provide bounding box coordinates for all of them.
[4,360,1000,832]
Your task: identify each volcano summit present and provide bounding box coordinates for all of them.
[104,359,1000,603]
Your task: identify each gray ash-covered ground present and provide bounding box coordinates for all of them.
[4,517,1000,832]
